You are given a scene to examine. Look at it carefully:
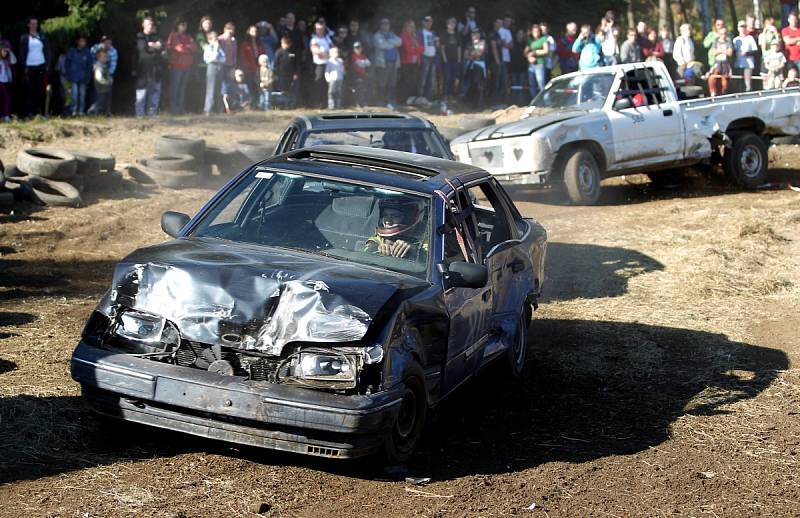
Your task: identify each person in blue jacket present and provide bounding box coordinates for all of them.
[572,24,605,70]
[64,36,93,115]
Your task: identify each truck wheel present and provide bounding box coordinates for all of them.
[563,149,601,205]
[723,133,768,188]
[506,307,531,379]
[384,361,427,463]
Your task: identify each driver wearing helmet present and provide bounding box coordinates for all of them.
[365,196,428,259]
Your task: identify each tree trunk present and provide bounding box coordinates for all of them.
[728,0,738,27]
[753,0,762,25]
[659,0,670,29]
[627,0,635,30]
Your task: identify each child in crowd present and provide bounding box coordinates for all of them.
[0,44,16,122]
[783,67,800,88]
[257,54,274,110]
[88,49,113,115]
[707,27,732,96]
[223,68,251,112]
[350,41,371,107]
[324,46,345,109]
[64,36,93,115]
[274,36,298,106]
[764,41,787,89]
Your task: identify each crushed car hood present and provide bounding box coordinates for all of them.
[106,238,428,355]
[452,109,585,144]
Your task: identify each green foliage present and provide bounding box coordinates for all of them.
[42,0,106,51]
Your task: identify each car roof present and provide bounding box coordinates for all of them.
[291,112,435,131]
[260,145,489,194]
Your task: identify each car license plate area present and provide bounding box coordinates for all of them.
[154,377,264,420]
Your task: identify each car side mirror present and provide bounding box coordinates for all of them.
[161,211,191,238]
[614,96,633,110]
[446,261,488,289]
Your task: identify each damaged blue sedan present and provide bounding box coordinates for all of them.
[71,146,547,461]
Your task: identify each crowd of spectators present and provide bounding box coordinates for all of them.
[2,6,800,119]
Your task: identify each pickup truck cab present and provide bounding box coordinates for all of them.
[451,61,800,204]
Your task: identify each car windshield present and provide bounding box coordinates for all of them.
[530,73,614,110]
[190,169,432,277]
[301,129,449,158]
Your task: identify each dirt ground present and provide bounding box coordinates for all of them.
[1,112,800,517]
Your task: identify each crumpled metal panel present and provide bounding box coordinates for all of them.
[107,238,420,355]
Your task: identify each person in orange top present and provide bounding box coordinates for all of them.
[167,19,199,114]
[399,20,423,103]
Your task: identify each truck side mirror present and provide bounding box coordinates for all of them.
[614,96,633,110]
[161,211,191,238]
[446,261,488,289]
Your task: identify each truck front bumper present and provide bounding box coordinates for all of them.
[492,170,550,185]
[71,342,403,459]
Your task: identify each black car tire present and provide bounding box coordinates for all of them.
[384,361,427,463]
[459,116,495,131]
[563,149,602,205]
[66,173,85,193]
[205,146,248,177]
[236,140,276,163]
[155,135,206,160]
[17,148,78,180]
[27,175,82,207]
[0,158,5,189]
[723,133,768,189]
[84,170,123,192]
[68,150,116,175]
[506,308,530,379]
[142,154,197,172]
[135,162,199,189]
[0,190,13,209]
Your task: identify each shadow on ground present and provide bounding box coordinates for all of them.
[544,242,664,300]
[0,256,117,301]
[0,318,785,484]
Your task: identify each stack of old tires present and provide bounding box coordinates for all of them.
[3,148,117,208]
[135,135,275,189]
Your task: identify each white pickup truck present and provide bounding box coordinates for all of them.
[450,61,800,204]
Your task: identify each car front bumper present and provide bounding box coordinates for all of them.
[71,341,403,459]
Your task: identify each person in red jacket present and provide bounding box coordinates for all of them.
[642,28,665,61]
[167,19,199,114]
[239,25,266,100]
[399,20,423,104]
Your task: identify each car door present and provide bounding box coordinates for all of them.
[606,66,684,168]
[440,188,492,396]
[467,180,531,369]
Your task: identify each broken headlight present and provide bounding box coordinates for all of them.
[112,308,180,353]
[279,348,363,390]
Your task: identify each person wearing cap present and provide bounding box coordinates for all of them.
[373,18,402,109]
[350,41,371,107]
[734,20,758,91]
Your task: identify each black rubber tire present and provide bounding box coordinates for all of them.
[17,148,78,180]
[205,145,249,176]
[68,150,116,175]
[26,175,82,207]
[66,173,85,193]
[134,162,199,189]
[84,170,123,192]
[0,158,5,189]
[141,154,197,172]
[459,116,495,131]
[384,361,427,463]
[154,135,206,160]
[723,133,769,189]
[563,149,602,205]
[235,140,276,163]
[506,309,530,379]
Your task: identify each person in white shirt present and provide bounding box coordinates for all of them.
[601,11,619,65]
[734,20,758,91]
[324,46,345,108]
[310,21,332,108]
[417,15,438,100]
[672,23,696,78]
[19,17,50,117]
